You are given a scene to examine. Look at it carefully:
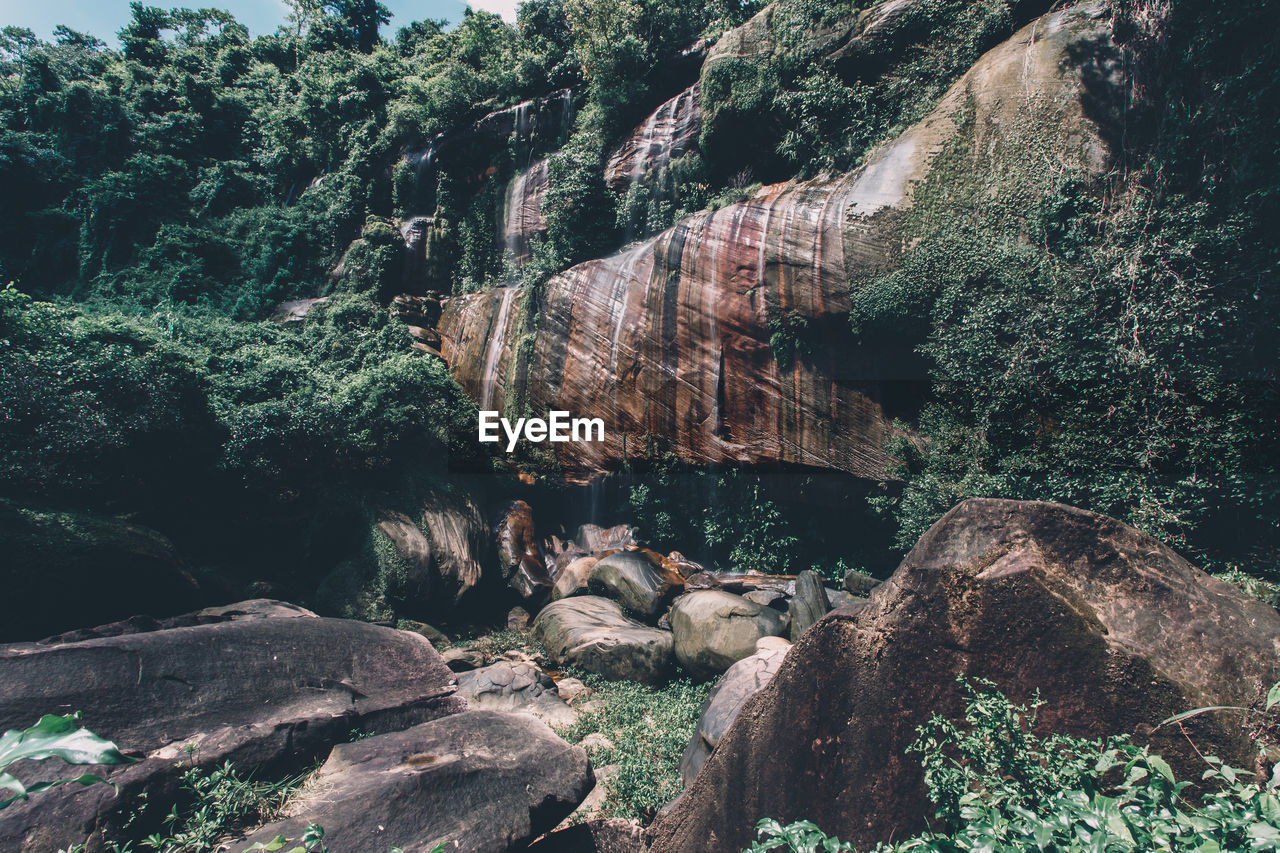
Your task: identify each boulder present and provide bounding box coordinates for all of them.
[533,596,675,684]
[788,570,831,641]
[0,606,462,853]
[842,568,880,597]
[669,591,787,677]
[576,523,636,553]
[527,818,649,853]
[0,499,201,643]
[554,555,601,600]
[649,499,1280,852]
[587,550,680,620]
[237,710,593,853]
[680,647,788,787]
[496,500,553,600]
[419,488,491,605]
[455,660,578,727]
[316,509,436,622]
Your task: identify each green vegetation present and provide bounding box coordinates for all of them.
[855,0,1280,578]
[746,679,1280,852]
[556,669,711,823]
[90,761,312,853]
[0,713,130,810]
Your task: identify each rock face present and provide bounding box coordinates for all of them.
[0,606,463,853]
[455,660,577,727]
[495,499,552,600]
[787,570,831,641]
[420,489,492,605]
[437,3,1112,482]
[669,590,787,678]
[842,568,880,597]
[533,596,675,684]
[500,157,550,264]
[605,84,700,192]
[648,499,1280,852]
[587,549,680,619]
[237,710,592,853]
[0,499,201,643]
[680,647,787,786]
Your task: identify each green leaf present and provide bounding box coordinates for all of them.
[1267,683,1280,711]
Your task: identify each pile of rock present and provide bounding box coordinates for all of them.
[532,522,881,685]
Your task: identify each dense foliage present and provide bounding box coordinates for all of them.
[747,679,1280,852]
[855,0,1280,576]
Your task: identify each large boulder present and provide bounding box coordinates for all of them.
[495,500,553,600]
[0,605,463,853]
[576,523,636,553]
[237,710,593,853]
[787,570,831,641]
[669,590,787,678]
[455,660,578,727]
[0,499,201,643]
[680,647,787,786]
[587,549,680,620]
[554,555,601,600]
[420,488,491,605]
[533,596,675,684]
[315,509,436,622]
[649,499,1280,852]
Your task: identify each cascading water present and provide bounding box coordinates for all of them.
[479,287,519,412]
[501,159,550,267]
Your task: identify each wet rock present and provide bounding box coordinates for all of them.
[605,84,700,192]
[496,500,553,600]
[588,550,680,620]
[533,596,675,684]
[680,648,788,786]
[419,489,492,605]
[842,569,880,597]
[788,570,831,641]
[554,555,601,600]
[0,609,462,853]
[649,499,1280,852]
[576,523,636,553]
[237,710,592,853]
[669,591,787,678]
[455,660,577,727]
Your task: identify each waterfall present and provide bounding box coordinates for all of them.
[500,159,550,266]
[400,216,434,291]
[480,287,518,412]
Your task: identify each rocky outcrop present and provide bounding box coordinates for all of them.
[237,710,592,853]
[787,569,831,640]
[421,488,492,605]
[495,499,553,600]
[554,555,600,599]
[680,647,788,787]
[587,549,680,620]
[605,85,700,192]
[648,499,1280,852]
[533,596,675,684]
[669,590,787,677]
[456,660,578,727]
[0,606,463,853]
[438,4,1112,482]
[0,500,201,644]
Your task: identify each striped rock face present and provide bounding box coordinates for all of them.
[439,3,1112,483]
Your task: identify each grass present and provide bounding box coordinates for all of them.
[555,669,711,824]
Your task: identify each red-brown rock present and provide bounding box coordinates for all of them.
[647,499,1280,852]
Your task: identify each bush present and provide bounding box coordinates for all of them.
[746,679,1280,852]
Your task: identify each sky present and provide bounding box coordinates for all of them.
[0,0,523,46]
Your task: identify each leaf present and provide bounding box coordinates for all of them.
[1267,682,1280,711]
[0,714,131,771]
